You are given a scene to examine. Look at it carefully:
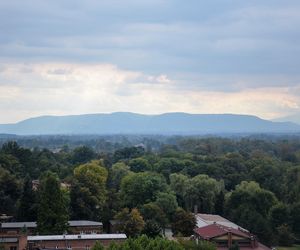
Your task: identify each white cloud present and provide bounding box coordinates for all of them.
[0,62,299,123]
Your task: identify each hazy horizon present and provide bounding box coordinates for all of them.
[1,1,300,123]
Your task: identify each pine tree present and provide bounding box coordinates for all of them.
[17,176,37,221]
[37,172,69,235]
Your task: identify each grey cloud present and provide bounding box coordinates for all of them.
[1,0,300,91]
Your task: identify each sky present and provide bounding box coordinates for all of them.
[1,0,300,123]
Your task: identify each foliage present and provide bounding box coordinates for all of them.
[114,208,145,237]
[17,176,37,221]
[91,241,105,250]
[110,235,184,250]
[71,146,96,164]
[70,160,108,220]
[0,167,21,216]
[277,224,295,247]
[269,203,290,229]
[37,171,69,234]
[120,172,167,207]
[109,162,132,190]
[290,202,300,235]
[0,137,300,243]
[171,208,196,237]
[225,181,277,243]
[154,192,178,220]
[140,202,167,236]
[178,239,217,250]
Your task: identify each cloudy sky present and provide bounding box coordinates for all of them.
[1,0,300,123]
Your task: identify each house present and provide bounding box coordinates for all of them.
[193,214,270,250]
[0,221,103,236]
[194,223,270,250]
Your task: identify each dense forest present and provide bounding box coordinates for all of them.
[0,136,300,247]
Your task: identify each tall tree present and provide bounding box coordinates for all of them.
[17,176,37,221]
[0,167,21,216]
[70,160,108,220]
[37,172,69,235]
[225,181,277,244]
[154,192,178,220]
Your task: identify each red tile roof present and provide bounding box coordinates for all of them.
[194,223,251,239]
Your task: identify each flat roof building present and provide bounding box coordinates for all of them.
[1,221,103,236]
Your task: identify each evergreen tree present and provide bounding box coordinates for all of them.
[37,171,69,234]
[17,176,37,221]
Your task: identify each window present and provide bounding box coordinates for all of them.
[10,246,17,250]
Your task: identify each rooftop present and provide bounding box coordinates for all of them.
[195,213,248,231]
[27,234,127,241]
[1,220,103,229]
[194,223,250,240]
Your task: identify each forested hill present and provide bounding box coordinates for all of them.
[0,112,299,135]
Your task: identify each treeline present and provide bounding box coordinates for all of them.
[0,138,300,246]
[91,235,216,250]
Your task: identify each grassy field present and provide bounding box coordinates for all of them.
[277,245,300,250]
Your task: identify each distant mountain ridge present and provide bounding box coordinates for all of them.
[273,113,300,125]
[0,112,299,135]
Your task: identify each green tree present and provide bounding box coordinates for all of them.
[141,203,167,236]
[120,172,167,207]
[0,167,21,216]
[17,176,37,221]
[114,208,145,237]
[128,157,151,172]
[269,203,290,229]
[276,224,295,246]
[185,175,222,213]
[170,173,189,208]
[154,192,178,220]
[70,160,108,220]
[71,146,96,165]
[171,208,196,237]
[37,172,69,234]
[290,202,300,235]
[214,190,225,216]
[109,162,132,190]
[225,181,277,244]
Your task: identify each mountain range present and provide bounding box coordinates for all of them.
[1,112,300,135]
[273,113,300,125]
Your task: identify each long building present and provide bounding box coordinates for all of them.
[0,234,127,250]
[0,221,103,236]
